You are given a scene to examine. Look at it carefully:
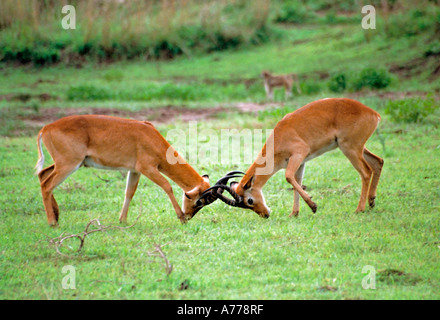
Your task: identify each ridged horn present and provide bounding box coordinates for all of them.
[199,171,246,206]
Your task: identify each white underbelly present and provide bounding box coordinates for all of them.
[304,141,338,162]
[83,157,129,171]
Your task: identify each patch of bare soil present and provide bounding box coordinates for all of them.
[0,92,59,102]
[388,53,440,82]
[347,90,438,100]
[21,105,225,127]
[6,90,438,136]
[15,102,279,134]
[235,102,281,112]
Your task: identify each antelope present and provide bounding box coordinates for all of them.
[35,115,220,226]
[206,98,384,218]
[261,70,302,100]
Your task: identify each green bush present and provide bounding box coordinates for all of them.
[0,23,277,65]
[77,42,94,56]
[328,73,347,93]
[0,39,60,66]
[0,1,277,65]
[31,46,60,66]
[250,25,274,45]
[353,68,392,90]
[206,32,243,53]
[299,78,323,95]
[425,40,440,57]
[1,46,32,64]
[274,1,315,23]
[150,40,184,60]
[384,95,437,123]
[385,8,440,38]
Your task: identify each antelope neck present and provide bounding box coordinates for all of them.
[160,161,203,192]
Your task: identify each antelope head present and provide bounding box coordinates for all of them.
[261,70,271,79]
[182,174,212,220]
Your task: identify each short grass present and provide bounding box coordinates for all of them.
[1,15,440,300]
[1,23,439,110]
[0,101,439,299]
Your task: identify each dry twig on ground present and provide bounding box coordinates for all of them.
[47,215,141,258]
[46,212,173,277]
[147,241,173,276]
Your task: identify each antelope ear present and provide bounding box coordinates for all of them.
[184,186,199,200]
[242,174,255,190]
[202,174,210,183]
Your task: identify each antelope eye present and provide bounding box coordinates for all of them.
[195,199,203,207]
[247,198,254,206]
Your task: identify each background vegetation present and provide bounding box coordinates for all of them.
[0,0,275,65]
[0,0,439,300]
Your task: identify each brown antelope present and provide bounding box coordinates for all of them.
[207,98,384,218]
[261,70,302,100]
[35,115,218,226]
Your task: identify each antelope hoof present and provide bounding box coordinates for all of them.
[369,196,376,208]
[289,211,299,218]
[48,221,59,228]
[309,202,317,213]
[179,215,190,224]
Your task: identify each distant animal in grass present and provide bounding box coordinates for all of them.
[261,70,302,100]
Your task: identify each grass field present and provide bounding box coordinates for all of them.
[1,106,439,299]
[1,2,440,300]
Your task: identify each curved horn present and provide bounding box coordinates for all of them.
[213,171,245,186]
[199,171,245,206]
[212,184,249,208]
[198,187,219,205]
[214,187,238,207]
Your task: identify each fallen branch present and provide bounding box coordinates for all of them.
[147,241,173,276]
[46,211,173,277]
[48,214,141,258]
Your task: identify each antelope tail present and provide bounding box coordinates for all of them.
[35,131,45,175]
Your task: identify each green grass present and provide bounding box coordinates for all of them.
[1,22,439,112]
[1,8,440,299]
[1,101,440,299]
